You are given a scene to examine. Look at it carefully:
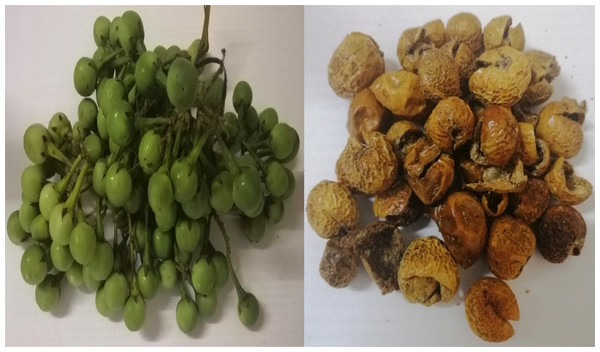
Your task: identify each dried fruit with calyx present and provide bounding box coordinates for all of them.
[319,234,359,288]
[536,98,586,159]
[486,215,536,280]
[483,15,525,51]
[465,277,520,343]
[424,96,474,154]
[369,70,427,117]
[536,204,586,263]
[347,88,386,140]
[544,156,592,205]
[336,131,397,194]
[306,180,359,239]
[398,236,459,306]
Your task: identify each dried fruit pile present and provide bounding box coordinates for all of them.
[307,12,592,343]
[7,7,300,333]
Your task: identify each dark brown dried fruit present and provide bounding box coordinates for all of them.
[319,234,359,288]
[353,221,405,294]
[486,215,536,280]
[373,179,424,226]
[510,177,550,225]
[481,191,509,218]
[536,204,586,263]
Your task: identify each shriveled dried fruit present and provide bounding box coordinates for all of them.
[544,156,592,205]
[398,236,459,306]
[481,191,508,217]
[373,179,423,226]
[336,131,397,194]
[479,105,519,166]
[423,19,446,48]
[319,234,359,288]
[520,50,560,106]
[439,40,475,85]
[404,137,455,205]
[459,158,485,183]
[369,70,427,117]
[483,15,525,51]
[526,138,551,177]
[397,27,432,73]
[328,32,385,98]
[385,120,423,162]
[517,122,538,166]
[512,104,539,127]
[536,98,585,158]
[417,48,461,102]
[353,221,404,294]
[347,88,386,140]
[424,96,474,153]
[306,180,359,239]
[428,191,487,268]
[487,215,536,280]
[510,177,550,225]
[464,159,527,194]
[536,204,586,263]
[469,46,531,106]
[445,12,483,53]
[465,277,520,342]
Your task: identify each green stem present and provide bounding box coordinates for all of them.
[186,127,211,164]
[98,48,125,68]
[56,154,82,195]
[171,123,183,162]
[155,70,167,89]
[216,133,240,176]
[241,141,268,175]
[162,126,174,168]
[134,116,171,130]
[143,206,151,265]
[46,142,72,167]
[95,196,105,241]
[178,273,189,299]
[111,55,131,69]
[194,5,211,66]
[213,213,246,299]
[65,161,89,212]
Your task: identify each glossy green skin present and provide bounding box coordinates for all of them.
[88,241,114,281]
[78,98,98,131]
[191,256,216,295]
[21,165,45,203]
[95,286,114,317]
[124,296,147,331]
[139,130,163,175]
[210,251,229,289]
[21,243,48,285]
[93,16,111,46]
[233,81,253,113]
[233,167,263,216]
[23,123,50,165]
[74,57,97,97]
[242,193,265,219]
[175,216,204,253]
[30,214,50,242]
[176,298,198,333]
[96,108,109,140]
[266,161,288,198]
[35,275,60,312]
[50,240,74,272]
[243,106,259,133]
[159,259,178,290]
[238,293,260,327]
[209,171,234,213]
[170,158,198,203]
[135,51,158,94]
[83,263,101,291]
[7,210,28,244]
[97,78,125,117]
[109,16,121,46]
[265,197,284,224]
[48,112,71,146]
[104,272,129,312]
[236,154,258,171]
[92,159,108,197]
[69,222,97,265]
[148,168,174,214]
[154,201,177,232]
[244,214,267,243]
[182,179,211,220]
[152,228,173,260]
[39,184,60,221]
[269,123,299,162]
[167,58,198,111]
[154,45,167,61]
[105,163,132,208]
[124,182,144,215]
[66,262,84,287]
[83,133,103,165]
[137,265,159,300]
[133,220,148,251]
[196,289,217,318]
[259,107,279,132]
[19,201,39,233]
[276,169,295,201]
[118,10,144,55]
[106,101,133,147]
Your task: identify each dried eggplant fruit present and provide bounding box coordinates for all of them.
[536,98,586,159]
[306,180,359,239]
[373,179,424,226]
[536,204,587,263]
[510,177,550,225]
[319,233,359,288]
[486,215,536,280]
[369,70,427,117]
[544,156,592,205]
[465,158,527,193]
[424,96,474,153]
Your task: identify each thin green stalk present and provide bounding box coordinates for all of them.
[65,161,89,212]
[213,213,246,299]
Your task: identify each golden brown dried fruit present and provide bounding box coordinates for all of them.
[544,156,593,205]
[465,277,520,342]
[417,48,461,102]
[404,137,455,205]
[517,122,538,166]
[479,105,519,166]
[487,215,536,280]
[385,120,423,162]
[353,221,405,294]
[373,179,424,226]
[512,104,539,127]
[445,12,483,53]
[336,131,398,194]
[510,177,550,225]
[398,236,459,306]
[328,32,385,98]
[483,15,525,51]
[536,98,586,158]
[369,70,427,117]
[526,138,551,177]
[429,191,487,268]
[536,204,587,263]
[520,50,560,106]
[306,180,359,239]
[424,96,475,153]
[464,159,527,193]
[469,46,531,106]
[481,191,509,218]
[460,158,485,183]
[397,27,432,73]
[347,88,386,140]
[319,234,359,288]
[439,40,475,85]
[423,19,446,48]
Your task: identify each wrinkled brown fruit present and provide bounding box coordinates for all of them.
[425,96,474,153]
[536,204,586,263]
[347,88,386,140]
[417,48,462,102]
[544,156,592,205]
[487,215,536,280]
[479,105,519,166]
[465,159,527,194]
[521,50,560,106]
[481,191,509,218]
[385,120,423,163]
[511,177,550,225]
[429,191,487,268]
[373,179,424,226]
[306,180,359,239]
[369,70,427,117]
[336,131,398,194]
[319,234,359,288]
[445,12,483,53]
[465,277,520,342]
[398,236,459,306]
[536,98,585,159]
[483,15,525,51]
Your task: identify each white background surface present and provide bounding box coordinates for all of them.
[5,6,304,346]
[304,6,594,347]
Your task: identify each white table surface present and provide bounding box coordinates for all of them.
[5,5,304,346]
[304,6,594,347]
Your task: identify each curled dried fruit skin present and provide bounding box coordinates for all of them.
[328,32,385,98]
[353,221,405,294]
[483,15,525,51]
[424,96,474,153]
[536,204,586,263]
[469,46,531,106]
[336,131,397,194]
[526,138,551,177]
[465,159,527,193]
[319,234,359,288]
[398,236,459,306]
[306,180,359,239]
[481,191,508,218]
[397,27,431,73]
[440,40,475,85]
[536,98,585,158]
[423,19,445,48]
[347,88,386,140]
[369,70,427,117]
[465,277,520,342]
[429,191,487,269]
[385,120,423,163]
[520,50,560,106]
[544,156,592,205]
[487,215,536,280]
[510,177,550,225]
[373,179,423,226]
[479,105,519,166]
[445,12,483,53]
[417,48,461,102]
[517,122,538,166]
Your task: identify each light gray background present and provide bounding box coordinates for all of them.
[304,6,594,346]
[5,5,304,346]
